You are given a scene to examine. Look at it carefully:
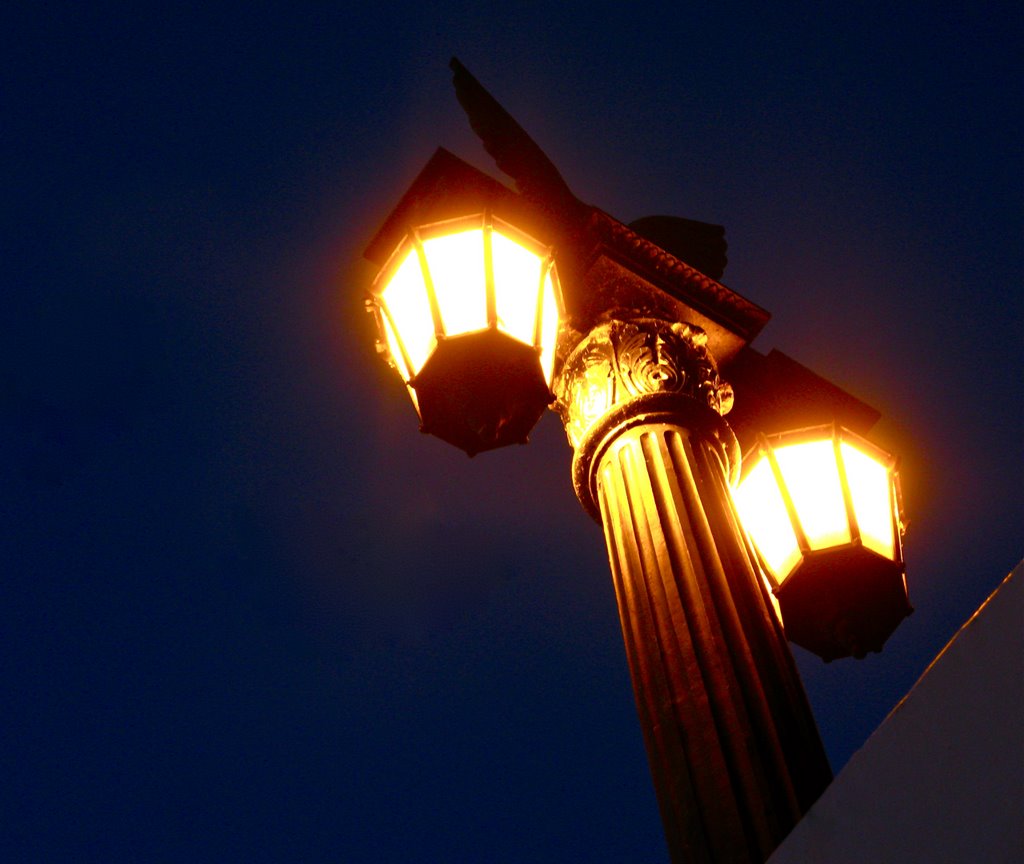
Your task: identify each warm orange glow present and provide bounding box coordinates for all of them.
[372,215,561,386]
[733,458,802,580]
[422,229,488,337]
[539,267,559,383]
[775,440,851,551]
[492,230,540,344]
[840,441,896,559]
[379,251,434,377]
[733,427,899,585]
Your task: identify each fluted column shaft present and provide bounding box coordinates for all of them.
[555,317,831,864]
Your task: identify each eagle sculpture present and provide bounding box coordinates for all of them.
[449,57,728,281]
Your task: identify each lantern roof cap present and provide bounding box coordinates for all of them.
[364,148,548,268]
[724,347,881,453]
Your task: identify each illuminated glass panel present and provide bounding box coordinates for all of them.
[380,311,410,381]
[775,440,851,551]
[733,458,802,580]
[379,250,434,377]
[376,220,561,392]
[539,269,559,384]
[422,229,487,337]
[492,230,542,347]
[841,441,896,559]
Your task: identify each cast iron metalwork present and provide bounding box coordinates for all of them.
[555,315,734,451]
[364,157,563,456]
[361,58,913,864]
[449,57,767,370]
[551,311,831,863]
[411,328,553,456]
[447,59,835,863]
[553,314,738,520]
[742,425,912,662]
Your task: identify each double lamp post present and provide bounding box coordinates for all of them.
[357,60,912,864]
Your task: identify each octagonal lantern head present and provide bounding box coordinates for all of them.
[367,212,563,456]
[732,424,911,661]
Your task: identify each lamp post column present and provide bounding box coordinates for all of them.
[555,315,832,864]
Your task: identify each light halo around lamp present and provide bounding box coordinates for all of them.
[732,423,911,661]
[367,211,563,456]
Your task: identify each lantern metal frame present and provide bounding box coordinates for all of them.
[737,422,912,660]
[367,210,564,456]
[369,211,561,378]
[740,422,907,589]
[357,64,919,862]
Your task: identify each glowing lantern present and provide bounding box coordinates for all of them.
[367,211,562,455]
[733,424,911,661]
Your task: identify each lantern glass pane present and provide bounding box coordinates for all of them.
[840,441,896,559]
[422,229,487,337]
[492,230,543,346]
[380,311,411,381]
[539,269,559,384]
[775,440,852,550]
[734,458,802,581]
[380,250,434,377]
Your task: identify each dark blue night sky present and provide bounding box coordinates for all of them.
[4,3,1021,861]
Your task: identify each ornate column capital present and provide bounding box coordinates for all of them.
[553,313,739,517]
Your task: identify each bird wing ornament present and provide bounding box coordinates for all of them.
[449,57,585,227]
[449,57,728,281]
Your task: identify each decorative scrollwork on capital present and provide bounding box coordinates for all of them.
[553,315,734,450]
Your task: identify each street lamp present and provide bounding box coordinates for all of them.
[358,59,911,864]
[734,424,911,661]
[365,149,563,456]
